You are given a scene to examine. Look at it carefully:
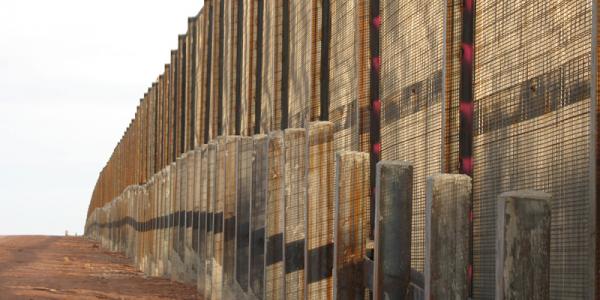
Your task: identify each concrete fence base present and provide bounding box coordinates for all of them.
[496,190,551,300]
[424,174,472,299]
[373,161,413,300]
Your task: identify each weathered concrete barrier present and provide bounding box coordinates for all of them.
[306,122,335,299]
[184,150,197,283]
[204,141,217,299]
[265,131,285,300]
[234,137,253,297]
[424,174,472,299]
[333,151,370,299]
[196,146,208,295]
[223,137,242,299]
[496,190,551,300]
[249,134,268,299]
[169,162,177,278]
[283,128,307,300]
[373,161,413,300]
[171,156,185,282]
[212,137,226,300]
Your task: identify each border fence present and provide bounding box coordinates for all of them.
[85,0,599,299]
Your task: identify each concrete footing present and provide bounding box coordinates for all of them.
[424,174,472,299]
[496,190,551,300]
[373,161,413,300]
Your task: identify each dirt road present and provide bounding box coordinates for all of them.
[0,236,201,299]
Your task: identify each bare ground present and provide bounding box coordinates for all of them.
[0,236,201,300]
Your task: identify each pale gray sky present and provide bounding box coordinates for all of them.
[0,0,203,235]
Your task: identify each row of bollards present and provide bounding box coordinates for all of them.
[373,162,550,299]
[86,124,551,300]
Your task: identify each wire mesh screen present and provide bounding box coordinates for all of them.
[306,122,335,299]
[333,151,370,300]
[265,131,285,300]
[473,1,593,298]
[288,0,313,128]
[235,137,253,291]
[223,137,239,288]
[222,0,239,136]
[250,134,268,299]
[261,0,284,133]
[240,0,258,136]
[444,0,462,174]
[284,128,307,300]
[212,138,226,299]
[380,0,445,274]
[329,0,359,152]
[310,0,322,122]
[205,142,217,299]
[195,10,207,146]
[209,0,222,140]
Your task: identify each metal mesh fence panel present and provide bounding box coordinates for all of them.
[473,1,593,298]
[235,137,253,292]
[250,134,269,299]
[195,10,207,146]
[240,0,259,136]
[265,131,285,300]
[209,0,222,140]
[306,122,335,299]
[284,128,307,300]
[380,0,445,274]
[329,0,359,152]
[222,0,238,136]
[444,0,462,175]
[333,151,370,300]
[311,0,323,122]
[323,0,370,154]
[288,0,313,128]
[261,0,284,133]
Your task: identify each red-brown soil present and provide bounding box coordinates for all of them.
[0,236,201,299]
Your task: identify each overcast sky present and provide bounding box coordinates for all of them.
[0,0,203,235]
